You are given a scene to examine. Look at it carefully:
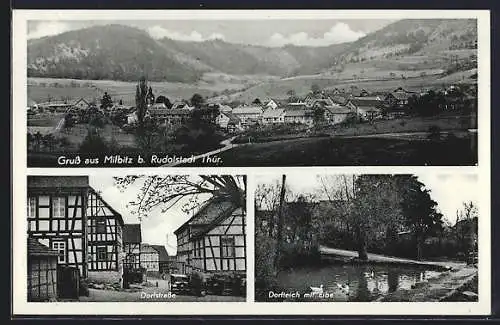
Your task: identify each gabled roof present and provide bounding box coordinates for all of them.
[88,186,125,226]
[222,111,241,124]
[350,98,383,108]
[73,98,90,107]
[151,245,170,261]
[262,108,285,118]
[123,224,142,244]
[174,197,236,236]
[325,105,353,114]
[330,95,350,106]
[28,238,59,256]
[150,103,167,110]
[191,205,242,240]
[232,106,263,115]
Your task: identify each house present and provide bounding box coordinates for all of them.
[218,104,233,113]
[174,198,246,275]
[27,238,59,302]
[150,245,175,274]
[140,243,160,276]
[232,105,263,126]
[264,99,280,110]
[385,87,418,108]
[37,101,74,113]
[284,108,314,126]
[350,97,384,121]
[261,108,285,125]
[27,176,125,285]
[86,188,125,283]
[149,109,191,125]
[324,105,354,125]
[123,224,142,271]
[216,111,230,129]
[73,98,91,111]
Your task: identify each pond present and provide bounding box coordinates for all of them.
[268,264,443,302]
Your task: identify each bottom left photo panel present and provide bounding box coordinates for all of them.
[25,173,247,302]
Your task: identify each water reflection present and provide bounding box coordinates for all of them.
[275,264,442,302]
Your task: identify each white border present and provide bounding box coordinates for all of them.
[12,9,491,316]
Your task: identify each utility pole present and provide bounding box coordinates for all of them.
[274,175,287,270]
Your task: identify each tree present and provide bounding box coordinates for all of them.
[311,83,321,95]
[113,175,246,220]
[100,92,113,110]
[135,77,149,126]
[395,175,443,260]
[275,175,287,268]
[146,86,155,106]
[155,95,172,109]
[190,93,205,109]
[252,98,262,105]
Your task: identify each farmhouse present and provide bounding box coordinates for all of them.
[123,224,142,271]
[27,176,126,286]
[385,87,418,108]
[232,105,263,126]
[284,108,314,126]
[216,111,242,131]
[149,108,191,125]
[324,105,354,125]
[140,243,160,276]
[261,108,285,125]
[350,97,384,121]
[174,198,246,275]
[73,98,91,111]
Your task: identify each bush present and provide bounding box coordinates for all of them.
[78,129,109,153]
[428,125,442,141]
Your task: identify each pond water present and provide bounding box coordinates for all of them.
[274,264,443,302]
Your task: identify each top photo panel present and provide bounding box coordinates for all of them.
[23,12,485,167]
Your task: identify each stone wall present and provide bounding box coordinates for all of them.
[88,271,122,284]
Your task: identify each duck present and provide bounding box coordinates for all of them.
[336,282,350,295]
[310,284,324,294]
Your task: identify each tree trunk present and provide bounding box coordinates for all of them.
[274,175,287,269]
[356,224,368,261]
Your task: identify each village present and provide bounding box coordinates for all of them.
[27,176,247,302]
[26,78,478,167]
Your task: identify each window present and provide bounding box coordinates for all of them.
[27,197,36,218]
[95,219,106,234]
[221,236,235,258]
[97,246,107,261]
[52,241,66,263]
[52,197,65,218]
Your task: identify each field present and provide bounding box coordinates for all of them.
[27,72,276,106]
[211,135,477,166]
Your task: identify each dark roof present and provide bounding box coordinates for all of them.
[191,205,241,240]
[28,176,89,189]
[151,245,170,261]
[174,197,235,236]
[28,238,59,256]
[351,98,383,108]
[123,224,142,243]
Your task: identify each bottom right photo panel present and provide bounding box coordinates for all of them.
[255,173,479,303]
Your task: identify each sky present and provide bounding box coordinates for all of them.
[26,19,395,47]
[255,173,479,224]
[89,174,212,256]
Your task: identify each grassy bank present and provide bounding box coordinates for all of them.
[216,135,477,166]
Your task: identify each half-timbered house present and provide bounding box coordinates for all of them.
[140,243,160,276]
[27,176,90,278]
[86,188,125,283]
[123,224,142,271]
[174,198,246,276]
[27,176,126,285]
